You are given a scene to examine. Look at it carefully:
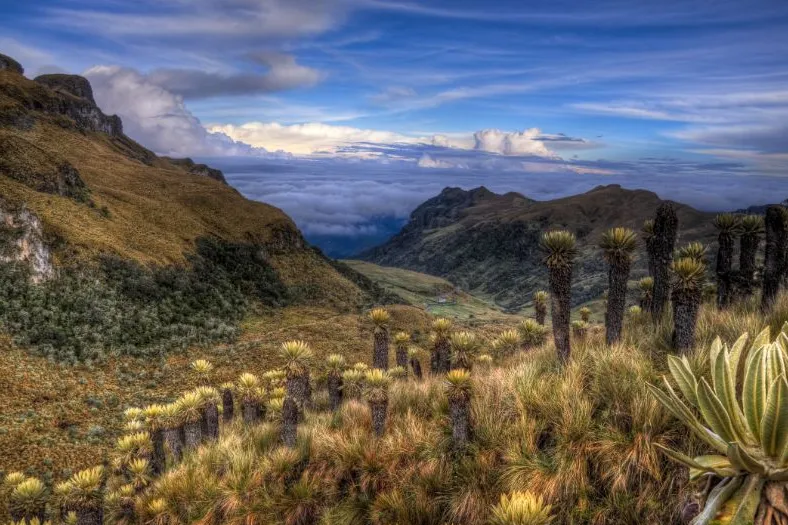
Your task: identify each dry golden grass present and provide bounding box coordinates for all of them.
[1,124,282,264]
[0,304,449,479]
[0,71,363,307]
[3,292,787,523]
[112,294,785,524]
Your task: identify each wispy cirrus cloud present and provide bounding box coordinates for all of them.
[357,0,788,26]
[573,89,788,170]
[42,0,351,39]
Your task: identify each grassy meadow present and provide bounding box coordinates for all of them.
[342,260,509,320]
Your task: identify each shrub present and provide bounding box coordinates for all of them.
[0,237,289,362]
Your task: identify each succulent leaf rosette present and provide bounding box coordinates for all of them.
[649,323,788,524]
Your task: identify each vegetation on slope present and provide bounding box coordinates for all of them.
[0,66,370,308]
[0,62,397,365]
[0,238,289,362]
[360,185,716,310]
[0,304,453,491]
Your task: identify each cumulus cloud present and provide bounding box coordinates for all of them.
[146,53,322,99]
[85,65,266,157]
[208,121,425,155]
[83,63,592,163]
[210,121,577,158]
[473,128,555,157]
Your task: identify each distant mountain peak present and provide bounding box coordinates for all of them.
[360,185,715,310]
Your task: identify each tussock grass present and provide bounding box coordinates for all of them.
[0,304,433,487]
[114,294,788,525]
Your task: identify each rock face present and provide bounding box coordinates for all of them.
[360,185,716,310]
[0,53,23,75]
[32,73,122,135]
[0,134,89,201]
[0,63,122,136]
[34,74,96,104]
[163,157,228,185]
[0,201,54,282]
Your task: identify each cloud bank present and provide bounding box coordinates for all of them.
[85,64,596,161]
[211,156,788,246]
[85,66,267,157]
[209,121,587,158]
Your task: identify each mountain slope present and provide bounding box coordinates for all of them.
[0,56,379,310]
[360,185,716,309]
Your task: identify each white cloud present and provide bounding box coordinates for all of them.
[78,58,587,165]
[81,62,587,163]
[208,121,424,155]
[217,156,788,244]
[210,121,566,158]
[473,128,555,156]
[417,153,455,168]
[85,65,265,157]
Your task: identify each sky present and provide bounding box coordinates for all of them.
[2,0,788,254]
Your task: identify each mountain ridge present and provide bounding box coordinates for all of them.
[359,184,717,309]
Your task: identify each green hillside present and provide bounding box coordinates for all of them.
[342,260,509,320]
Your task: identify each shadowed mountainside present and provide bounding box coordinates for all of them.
[360,185,717,309]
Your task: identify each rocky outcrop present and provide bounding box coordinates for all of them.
[59,95,123,136]
[34,74,96,104]
[1,62,122,136]
[0,134,89,201]
[0,53,23,75]
[163,157,228,184]
[0,200,54,282]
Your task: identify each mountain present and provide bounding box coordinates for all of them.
[736,198,788,215]
[0,53,392,359]
[359,184,717,309]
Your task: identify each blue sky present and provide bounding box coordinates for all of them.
[2,0,788,250]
